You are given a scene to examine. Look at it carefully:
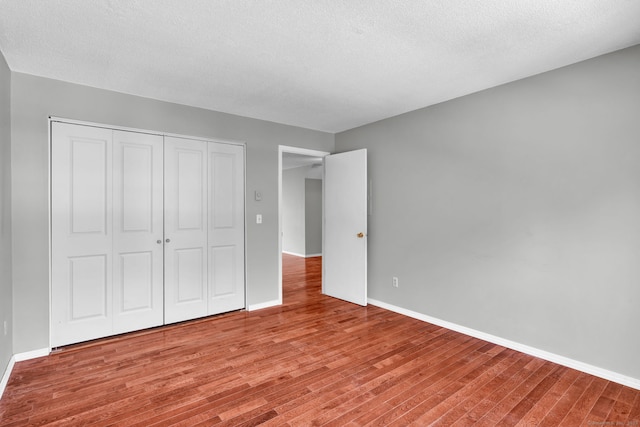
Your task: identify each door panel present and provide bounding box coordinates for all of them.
[119,251,153,311]
[51,123,114,347]
[176,247,206,302]
[323,149,368,306]
[211,245,236,295]
[208,143,245,314]
[70,140,109,233]
[68,255,109,320]
[164,136,208,323]
[112,130,164,333]
[120,144,153,232]
[211,153,235,228]
[177,150,205,230]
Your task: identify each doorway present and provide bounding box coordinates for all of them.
[278,146,329,304]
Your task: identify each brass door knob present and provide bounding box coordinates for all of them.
[357,232,364,238]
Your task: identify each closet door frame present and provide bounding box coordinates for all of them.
[48,117,247,348]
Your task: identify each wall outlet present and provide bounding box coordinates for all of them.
[392,277,399,288]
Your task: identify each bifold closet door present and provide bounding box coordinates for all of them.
[52,123,246,345]
[52,124,165,347]
[52,123,114,346]
[164,138,246,322]
[208,142,245,314]
[112,130,164,334]
[164,136,209,324]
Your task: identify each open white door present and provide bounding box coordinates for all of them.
[323,149,367,306]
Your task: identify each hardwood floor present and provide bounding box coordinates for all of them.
[2,254,639,426]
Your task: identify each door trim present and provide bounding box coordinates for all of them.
[277,145,330,306]
[49,116,246,147]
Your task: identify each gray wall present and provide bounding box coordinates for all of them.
[11,73,334,353]
[335,45,640,380]
[282,166,323,257]
[305,179,322,256]
[282,166,308,256]
[0,52,12,378]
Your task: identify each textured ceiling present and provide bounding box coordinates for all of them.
[1,1,639,133]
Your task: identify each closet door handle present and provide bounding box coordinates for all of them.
[156,240,162,244]
[165,238,171,243]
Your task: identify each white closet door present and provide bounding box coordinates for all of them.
[51,123,114,347]
[208,142,245,314]
[112,130,164,333]
[164,136,208,324]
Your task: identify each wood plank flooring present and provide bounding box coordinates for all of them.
[1,254,639,426]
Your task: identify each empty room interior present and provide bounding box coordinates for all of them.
[1,1,640,425]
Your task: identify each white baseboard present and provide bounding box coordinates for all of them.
[247,299,281,311]
[1,348,53,399]
[0,355,16,400]
[14,348,50,362]
[368,298,640,391]
[282,251,305,258]
[282,251,322,258]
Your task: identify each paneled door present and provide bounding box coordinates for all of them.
[51,123,115,347]
[323,149,368,306]
[164,136,209,324]
[208,142,245,314]
[112,130,164,333]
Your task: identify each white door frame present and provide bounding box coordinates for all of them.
[278,145,330,304]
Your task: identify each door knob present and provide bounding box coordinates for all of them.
[357,232,364,238]
[156,240,162,244]
[165,238,171,243]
